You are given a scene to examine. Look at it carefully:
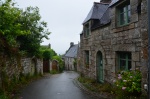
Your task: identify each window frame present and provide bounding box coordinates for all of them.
[117,52,131,71]
[84,50,89,68]
[116,1,131,27]
[84,21,90,38]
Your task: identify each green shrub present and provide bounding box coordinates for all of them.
[50,70,59,74]
[114,70,142,97]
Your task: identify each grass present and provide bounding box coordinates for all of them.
[0,73,43,99]
[49,70,59,74]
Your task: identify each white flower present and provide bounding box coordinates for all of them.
[123,80,127,82]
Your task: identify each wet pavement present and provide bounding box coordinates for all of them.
[21,71,100,99]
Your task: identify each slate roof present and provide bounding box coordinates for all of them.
[100,8,111,25]
[109,0,119,7]
[83,2,109,24]
[64,44,78,58]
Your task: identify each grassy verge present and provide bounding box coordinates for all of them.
[49,70,60,74]
[0,73,43,99]
[78,76,147,99]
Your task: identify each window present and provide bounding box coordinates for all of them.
[117,1,131,26]
[85,50,89,68]
[117,52,131,70]
[84,22,90,37]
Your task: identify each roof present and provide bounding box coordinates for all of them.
[109,0,119,7]
[83,2,109,24]
[100,8,110,25]
[64,44,78,58]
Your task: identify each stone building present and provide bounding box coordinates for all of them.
[64,42,78,70]
[78,0,148,92]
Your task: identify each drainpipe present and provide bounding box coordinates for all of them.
[148,0,150,98]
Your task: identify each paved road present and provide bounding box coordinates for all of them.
[21,71,99,99]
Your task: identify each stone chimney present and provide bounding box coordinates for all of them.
[70,42,74,47]
[48,43,51,49]
[100,0,111,3]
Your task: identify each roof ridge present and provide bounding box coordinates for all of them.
[94,2,110,5]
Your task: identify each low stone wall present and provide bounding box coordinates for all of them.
[21,58,43,75]
[36,59,43,75]
[0,56,43,89]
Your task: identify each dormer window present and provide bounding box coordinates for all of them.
[84,22,90,38]
[117,1,131,26]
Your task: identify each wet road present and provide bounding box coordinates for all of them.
[21,71,98,99]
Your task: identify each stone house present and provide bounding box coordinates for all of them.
[78,0,148,92]
[64,42,78,70]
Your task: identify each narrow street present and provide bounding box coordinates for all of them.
[21,71,100,99]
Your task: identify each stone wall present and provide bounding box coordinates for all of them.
[140,0,148,93]
[0,56,43,89]
[0,55,22,89]
[21,58,43,75]
[78,0,148,93]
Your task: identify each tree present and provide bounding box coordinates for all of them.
[17,6,50,56]
[0,0,29,54]
[40,46,57,60]
[0,0,50,56]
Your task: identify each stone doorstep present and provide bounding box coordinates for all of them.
[73,78,112,99]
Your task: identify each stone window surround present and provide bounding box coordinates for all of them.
[117,51,132,71]
[113,44,140,72]
[84,50,90,68]
[83,21,91,38]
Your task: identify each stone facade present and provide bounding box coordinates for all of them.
[78,0,148,93]
[64,42,78,71]
[64,57,75,70]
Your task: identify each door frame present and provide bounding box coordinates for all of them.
[96,51,104,83]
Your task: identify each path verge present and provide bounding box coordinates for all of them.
[73,78,113,99]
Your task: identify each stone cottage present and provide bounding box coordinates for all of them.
[78,0,148,92]
[64,42,78,70]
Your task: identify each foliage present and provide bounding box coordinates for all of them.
[0,72,42,99]
[50,70,59,74]
[114,70,142,97]
[41,47,57,60]
[0,0,29,39]
[78,76,115,96]
[0,0,50,56]
[0,93,9,99]
[78,73,146,98]
[16,6,50,57]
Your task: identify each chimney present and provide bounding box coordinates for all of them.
[48,43,51,49]
[70,42,74,47]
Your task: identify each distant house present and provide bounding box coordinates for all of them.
[77,0,148,93]
[64,42,78,71]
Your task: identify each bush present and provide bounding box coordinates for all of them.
[50,70,59,74]
[114,70,142,97]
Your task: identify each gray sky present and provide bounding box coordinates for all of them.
[14,0,100,55]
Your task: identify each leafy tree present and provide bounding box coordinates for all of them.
[0,0,29,54]
[39,46,57,59]
[42,49,57,60]
[0,0,50,56]
[16,6,50,56]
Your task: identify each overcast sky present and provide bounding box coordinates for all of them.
[14,0,100,55]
